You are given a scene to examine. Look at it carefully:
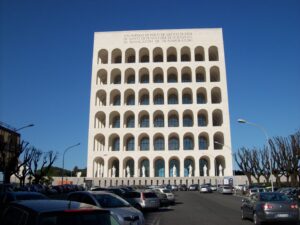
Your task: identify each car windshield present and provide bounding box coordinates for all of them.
[94,194,130,208]
[162,190,171,193]
[143,192,157,198]
[39,211,119,225]
[260,193,290,202]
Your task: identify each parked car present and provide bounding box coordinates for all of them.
[210,185,217,191]
[178,184,187,191]
[121,190,160,211]
[151,190,170,207]
[199,185,212,193]
[171,185,178,191]
[188,184,199,191]
[0,199,120,225]
[241,192,299,225]
[156,188,175,204]
[0,191,48,214]
[248,188,266,196]
[67,191,144,225]
[218,186,233,194]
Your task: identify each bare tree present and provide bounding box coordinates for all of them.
[28,150,58,184]
[235,147,253,185]
[0,140,28,184]
[259,146,271,183]
[14,146,36,187]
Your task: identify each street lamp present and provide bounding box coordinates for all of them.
[237,118,274,192]
[61,143,80,184]
[15,124,34,132]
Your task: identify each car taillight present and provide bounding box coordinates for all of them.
[290,204,298,209]
[263,203,273,210]
[141,192,145,201]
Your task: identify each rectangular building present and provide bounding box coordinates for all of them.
[87,28,232,180]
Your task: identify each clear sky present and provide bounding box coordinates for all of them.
[1,0,299,170]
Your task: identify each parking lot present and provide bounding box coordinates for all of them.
[144,191,300,225]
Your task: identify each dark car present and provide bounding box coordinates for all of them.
[178,184,187,191]
[188,184,199,191]
[241,192,299,225]
[0,191,48,213]
[0,199,120,225]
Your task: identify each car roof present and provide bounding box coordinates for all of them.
[9,200,105,213]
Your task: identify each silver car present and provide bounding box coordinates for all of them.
[67,191,144,225]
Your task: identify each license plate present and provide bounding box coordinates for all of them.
[276,214,289,218]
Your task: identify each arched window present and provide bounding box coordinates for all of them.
[126,116,135,128]
[111,49,122,64]
[196,67,206,82]
[113,76,121,84]
[126,137,135,151]
[198,114,207,127]
[183,136,194,150]
[169,137,179,150]
[195,46,205,61]
[211,87,222,104]
[168,115,179,127]
[140,115,149,127]
[198,136,208,150]
[153,74,163,83]
[153,48,164,62]
[98,49,108,64]
[140,74,149,83]
[112,137,120,151]
[168,94,178,104]
[125,48,135,63]
[212,110,223,126]
[96,69,107,85]
[182,73,191,82]
[209,46,219,61]
[154,137,165,150]
[153,47,163,62]
[127,75,135,84]
[140,137,149,151]
[113,95,120,106]
[182,93,192,104]
[210,66,220,82]
[112,116,120,128]
[183,115,193,127]
[154,115,164,127]
[139,48,149,63]
[140,94,149,105]
[197,93,206,104]
[168,74,177,83]
[167,47,177,62]
[155,159,165,177]
[154,94,164,105]
[126,95,135,105]
[181,47,191,62]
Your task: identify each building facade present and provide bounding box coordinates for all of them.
[87,28,233,180]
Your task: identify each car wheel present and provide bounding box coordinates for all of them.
[253,212,261,225]
[241,209,246,220]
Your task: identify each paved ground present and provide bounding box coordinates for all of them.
[144,191,299,225]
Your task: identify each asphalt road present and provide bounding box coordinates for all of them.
[144,191,299,225]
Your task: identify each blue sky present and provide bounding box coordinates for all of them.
[1,0,299,170]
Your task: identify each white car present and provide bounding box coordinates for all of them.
[199,185,212,193]
[156,188,175,204]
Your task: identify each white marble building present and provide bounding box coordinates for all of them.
[87,28,233,181]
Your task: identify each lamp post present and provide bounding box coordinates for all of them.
[15,124,34,132]
[237,118,274,192]
[61,143,80,185]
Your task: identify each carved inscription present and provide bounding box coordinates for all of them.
[123,32,192,44]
